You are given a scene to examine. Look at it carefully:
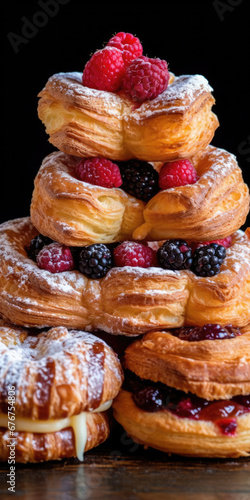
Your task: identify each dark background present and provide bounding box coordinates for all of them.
[2,0,250,226]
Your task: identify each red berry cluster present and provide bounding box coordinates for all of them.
[82,32,170,102]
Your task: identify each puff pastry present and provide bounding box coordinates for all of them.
[0,321,123,462]
[37,71,219,162]
[123,326,250,401]
[113,389,250,458]
[133,145,250,241]
[30,146,249,246]
[1,218,250,334]
[30,151,144,246]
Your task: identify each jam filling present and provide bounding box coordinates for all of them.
[124,371,250,436]
[171,324,241,342]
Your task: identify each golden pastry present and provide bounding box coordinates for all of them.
[30,146,249,246]
[113,325,250,457]
[1,218,250,333]
[133,145,250,241]
[30,151,144,246]
[123,325,250,401]
[37,71,219,162]
[0,320,123,462]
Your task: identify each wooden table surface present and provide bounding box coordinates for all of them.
[1,424,250,500]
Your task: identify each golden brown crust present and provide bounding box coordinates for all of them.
[30,146,249,246]
[0,322,123,419]
[133,146,250,241]
[1,218,250,334]
[113,390,250,458]
[0,411,110,463]
[37,72,219,162]
[30,151,145,246]
[123,326,250,400]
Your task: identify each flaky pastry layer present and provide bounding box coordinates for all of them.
[1,218,250,334]
[113,390,250,458]
[37,72,219,161]
[0,411,110,463]
[0,321,123,419]
[133,145,249,241]
[30,151,144,246]
[123,326,250,400]
[30,146,249,246]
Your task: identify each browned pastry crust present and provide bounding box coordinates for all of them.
[123,326,250,400]
[30,151,144,246]
[113,390,250,458]
[0,322,123,419]
[1,218,250,334]
[37,72,219,162]
[133,145,250,241]
[30,146,249,246]
[0,411,110,463]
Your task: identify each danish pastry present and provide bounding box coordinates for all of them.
[133,146,250,242]
[37,71,219,162]
[113,326,250,457]
[1,218,250,334]
[0,320,123,462]
[30,151,144,246]
[30,146,249,246]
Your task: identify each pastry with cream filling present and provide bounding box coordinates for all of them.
[0,321,123,462]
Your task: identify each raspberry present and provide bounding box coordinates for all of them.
[75,157,122,188]
[122,55,170,102]
[119,160,159,201]
[37,243,74,273]
[192,236,232,251]
[82,47,125,92]
[157,239,193,271]
[26,234,53,262]
[192,243,226,277]
[172,324,241,342]
[78,244,112,279]
[107,32,143,67]
[159,159,199,189]
[113,241,155,268]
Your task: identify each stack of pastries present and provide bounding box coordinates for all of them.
[1,32,250,461]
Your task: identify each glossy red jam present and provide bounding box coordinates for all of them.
[171,324,241,342]
[125,371,250,436]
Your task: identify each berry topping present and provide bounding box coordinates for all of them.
[75,157,122,188]
[122,55,170,102]
[26,234,53,262]
[82,47,125,92]
[119,160,159,201]
[132,386,164,413]
[157,239,193,271]
[159,159,199,189]
[192,243,226,277]
[192,236,232,251]
[172,324,241,342]
[78,243,112,279]
[37,243,74,273]
[114,241,155,268]
[107,32,143,67]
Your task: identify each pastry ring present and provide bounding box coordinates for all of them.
[1,218,250,334]
[37,71,219,162]
[0,320,123,462]
[30,146,249,246]
[113,326,250,457]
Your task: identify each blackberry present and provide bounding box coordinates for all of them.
[192,243,226,277]
[26,234,53,262]
[157,239,193,270]
[78,243,112,279]
[119,160,159,201]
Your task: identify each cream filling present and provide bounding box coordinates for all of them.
[0,399,112,461]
